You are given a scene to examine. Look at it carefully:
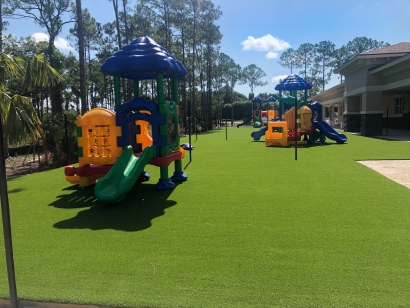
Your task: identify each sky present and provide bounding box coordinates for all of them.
[4,0,410,97]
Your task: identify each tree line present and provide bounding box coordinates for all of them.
[0,0,389,164]
[278,37,389,94]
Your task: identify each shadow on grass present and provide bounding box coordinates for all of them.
[50,184,97,209]
[295,142,338,148]
[184,161,192,169]
[259,142,338,148]
[190,130,221,136]
[369,136,410,142]
[8,187,26,193]
[50,183,177,232]
[63,184,82,191]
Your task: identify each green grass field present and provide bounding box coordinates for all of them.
[1,127,410,307]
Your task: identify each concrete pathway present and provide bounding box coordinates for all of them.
[358,160,410,189]
[376,128,410,141]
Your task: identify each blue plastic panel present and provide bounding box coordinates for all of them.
[275,74,312,91]
[101,36,187,80]
[267,95,277,102]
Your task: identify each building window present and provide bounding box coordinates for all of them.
[394,96,403,115]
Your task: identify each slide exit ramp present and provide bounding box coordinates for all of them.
[237,116,253,127]
[313,121,347,144]
[94,145,156,203]
[251,126,268,141]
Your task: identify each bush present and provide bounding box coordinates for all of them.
[41,111,78,168]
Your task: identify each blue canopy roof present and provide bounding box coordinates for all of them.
[101,36,187,80]
[267,96,277,102]
[252,96,262,103]
[274,74,312,91]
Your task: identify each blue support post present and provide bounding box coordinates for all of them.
[156,166,175,190]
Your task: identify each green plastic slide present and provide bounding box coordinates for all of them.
[94,145,156,203]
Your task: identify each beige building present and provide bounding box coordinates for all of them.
[310,42,410,136]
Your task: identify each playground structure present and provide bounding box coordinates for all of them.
[252,99,347,146]
[65,36,188,203]
[237,96,277,128]
[309,101,347,144]
[251,96,263,128]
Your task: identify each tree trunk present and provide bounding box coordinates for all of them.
[206,44,212,130]
[1,1,5,157]
[191,2,198,133]
[181,28,187,130]
[0,0,3,53]
[46,36,63,115]
[76,0,87,115]
[50,84,63,115]
[122,0,133,101]
[2,124,8,158]
[122,0,130,43]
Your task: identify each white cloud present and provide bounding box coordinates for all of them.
[242,34,290,52]
[54,37,73,50]
[241,34,290,59]
[32,32,48,42]
[266,51,278,59]
[32,32,74,51]
[271,75,288,85]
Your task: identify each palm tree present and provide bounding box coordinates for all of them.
[0,52,63,156]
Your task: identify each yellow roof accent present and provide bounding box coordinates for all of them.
[79,108,116,125]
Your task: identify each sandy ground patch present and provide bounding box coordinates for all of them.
[358,160,410,189]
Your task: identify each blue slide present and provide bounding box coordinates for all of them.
[313,121,347,144]
[237,116,253,127]
[251,126,268,141]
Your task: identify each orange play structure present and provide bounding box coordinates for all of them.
[264,106,312,147]
[265,121,288,147]
[261,110,278,120]
[65,108,123,187]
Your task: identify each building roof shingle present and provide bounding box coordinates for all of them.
[360,42,410,55]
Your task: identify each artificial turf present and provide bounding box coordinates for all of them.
[1,127,410,307]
